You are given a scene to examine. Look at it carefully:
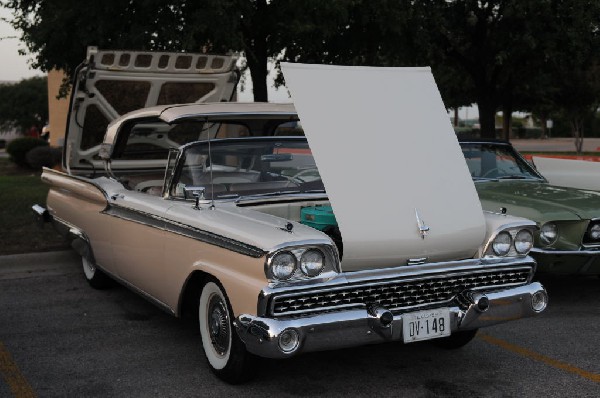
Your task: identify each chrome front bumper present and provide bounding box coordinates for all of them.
[235,282,547,359]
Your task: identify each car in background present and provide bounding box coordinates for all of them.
[461,139,600,275]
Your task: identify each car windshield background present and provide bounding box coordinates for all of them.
[462,143,542,180]
[172,139,323,199]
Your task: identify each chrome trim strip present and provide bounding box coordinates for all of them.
[531,248,600,256]
[103,204,266,258]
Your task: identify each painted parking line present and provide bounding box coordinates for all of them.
[0,341,36,398]
[478,333,600,384]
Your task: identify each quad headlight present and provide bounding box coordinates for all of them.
[270,251,297,280]
[266,244,338,282]
[514,229,534,254]
[300,249,325,277]
[492,231,512,256]
[540,222,558,245]
[486,227,535,258]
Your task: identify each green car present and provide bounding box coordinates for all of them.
[460,140,600,275]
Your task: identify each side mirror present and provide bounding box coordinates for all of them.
[184,186,210,209]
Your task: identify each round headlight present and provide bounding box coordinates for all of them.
[300,249,325,277]
[540,222,558,245]
[492,231,512,256]
[514,229,534,255]
[270,251,297,280]
[590,224,600,240]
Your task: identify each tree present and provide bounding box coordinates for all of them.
[0,76,48,134]
[2,0,353,102]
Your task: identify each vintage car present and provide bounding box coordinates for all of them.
[34,51,547,383]
[461,140,600,275]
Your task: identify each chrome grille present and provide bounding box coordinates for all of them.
[271,267,531,316]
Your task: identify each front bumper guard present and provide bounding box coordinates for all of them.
[235,282,547,359]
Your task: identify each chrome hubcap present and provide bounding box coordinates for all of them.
[207,294,230,356]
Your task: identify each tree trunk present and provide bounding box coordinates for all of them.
[571,118,584,154]
[502,103,512,142]
[540,115,547,139]
[454,108,459,127]
[478,99,497,139]
[246,55,269,102]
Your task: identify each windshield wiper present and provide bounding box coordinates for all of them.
[497,175,538,180]
[235,190,302,202]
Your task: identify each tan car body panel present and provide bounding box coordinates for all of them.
[41,168,285,317]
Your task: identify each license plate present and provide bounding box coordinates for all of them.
[402,308,451,343]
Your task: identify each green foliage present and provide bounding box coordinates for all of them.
[0,165,68,254]
[25,146,62,170]
[0,76,48,133]
[5,137,48,168]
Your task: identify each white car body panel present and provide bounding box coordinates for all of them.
[281,63,486,270]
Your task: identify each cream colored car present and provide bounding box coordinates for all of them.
[34,52,547,383]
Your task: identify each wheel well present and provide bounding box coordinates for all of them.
[179,270,210,320]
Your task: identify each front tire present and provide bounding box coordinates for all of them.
[432,329,478,349]
[81,256,112,289]
[199,279,255,384]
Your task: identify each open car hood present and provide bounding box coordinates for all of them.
[64,47,239,174]
[281,63,486,270]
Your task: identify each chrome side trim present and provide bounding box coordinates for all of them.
[103,204,266,258]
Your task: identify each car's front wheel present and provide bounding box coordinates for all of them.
[199,278,255,384]
[81,256,112,289]
[432,329,478,349]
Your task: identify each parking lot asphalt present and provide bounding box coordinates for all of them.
[1,250,599,397]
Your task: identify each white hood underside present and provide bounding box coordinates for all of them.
[281,63,486,271]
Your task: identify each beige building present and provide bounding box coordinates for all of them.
[46,69,71,147]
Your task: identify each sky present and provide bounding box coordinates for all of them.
[0,8,42,82]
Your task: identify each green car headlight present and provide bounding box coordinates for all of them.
[540,222,558,245]
[590,224,600,240]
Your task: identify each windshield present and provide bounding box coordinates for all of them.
[461,143,543,181]
[172,138,324,200]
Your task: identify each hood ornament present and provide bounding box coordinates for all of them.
[415,209,430,239]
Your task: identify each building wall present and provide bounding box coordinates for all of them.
[47,70,71,147]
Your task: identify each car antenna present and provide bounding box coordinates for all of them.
[205,118,215,210]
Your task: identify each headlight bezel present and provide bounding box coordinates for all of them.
[483,224,536,258]
[265,242,339,283]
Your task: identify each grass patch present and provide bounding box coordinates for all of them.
[0,158,69,255]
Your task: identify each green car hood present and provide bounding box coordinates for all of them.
[475,180,600,222]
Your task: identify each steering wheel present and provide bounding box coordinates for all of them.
[289,168,320,183]
[480,168,499,178]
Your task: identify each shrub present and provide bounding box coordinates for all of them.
[26,146,62,170]
[6,137,49,168]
